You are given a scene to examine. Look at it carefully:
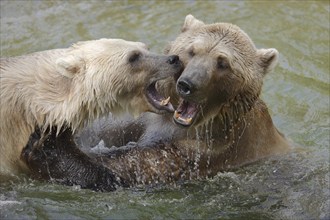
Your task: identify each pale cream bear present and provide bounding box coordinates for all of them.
[0,38,182,174]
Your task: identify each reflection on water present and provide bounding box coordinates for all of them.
[0,0,329,219]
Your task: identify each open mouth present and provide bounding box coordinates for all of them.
[146,81,174,113]
[173,99,200,127]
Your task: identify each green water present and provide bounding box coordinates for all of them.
[0,1,329,219]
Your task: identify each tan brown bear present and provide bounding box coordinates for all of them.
[22,15,291,190]
[0,38,183,175]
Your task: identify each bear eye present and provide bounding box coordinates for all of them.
[188,49,195,57]
[217,57,229,70]
[128,51,141,63]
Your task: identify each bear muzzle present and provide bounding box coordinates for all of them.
[144,55,183,114]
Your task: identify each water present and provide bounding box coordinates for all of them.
[1,1,329,219]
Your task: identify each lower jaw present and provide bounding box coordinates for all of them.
[173,119,192,127]
[173,112,197,127]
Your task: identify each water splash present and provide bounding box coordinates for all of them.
[193,127,201,179]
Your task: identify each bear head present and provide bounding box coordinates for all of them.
[55,38,183,124]
[165,15,279,127]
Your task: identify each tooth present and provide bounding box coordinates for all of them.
[186,117,192,124]
[174,111,180,119]
[160,97,171,106]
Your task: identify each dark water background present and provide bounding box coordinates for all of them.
[1,1,329,219]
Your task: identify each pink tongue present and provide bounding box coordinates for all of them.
[173,100,199,126]
[186,103,198,117]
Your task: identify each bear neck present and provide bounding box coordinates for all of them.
[193,92,260,146]
[219,91,258,127]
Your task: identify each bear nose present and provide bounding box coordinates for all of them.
[177,79,194,96]
[167,55,179,65]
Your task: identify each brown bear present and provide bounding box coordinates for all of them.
[22,15,291,190]
[0,38,183,175]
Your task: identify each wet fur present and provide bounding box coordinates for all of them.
[22,15,291,190]
[0,38,181,174]
[22,127,128,191]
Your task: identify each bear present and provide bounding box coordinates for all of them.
[0,38,183,176]
[21,15,291,191]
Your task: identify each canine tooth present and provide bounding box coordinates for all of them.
[160,96,170,106]
[186,117,192,124]
[174,110,180,119]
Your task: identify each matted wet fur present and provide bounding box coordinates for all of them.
[22,127,129,191]
[22,15,291,191]
[1,38,182,174]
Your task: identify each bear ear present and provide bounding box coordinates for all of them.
[181,14,205,32]
[257,48,279,75]
[56,54,85,78]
